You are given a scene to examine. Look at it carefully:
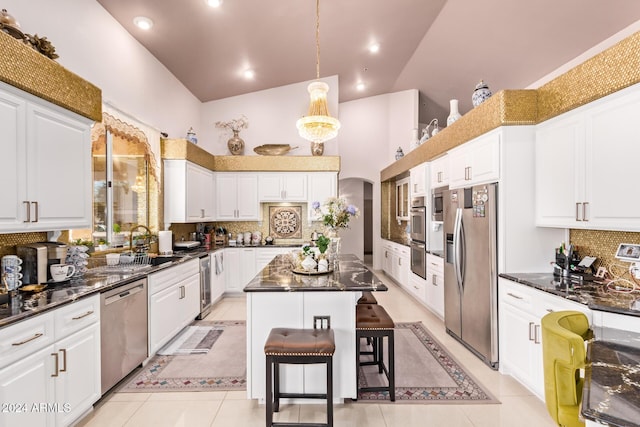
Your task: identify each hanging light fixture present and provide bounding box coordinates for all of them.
[296,0,341,155]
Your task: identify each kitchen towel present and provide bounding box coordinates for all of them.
[158,230,172,255]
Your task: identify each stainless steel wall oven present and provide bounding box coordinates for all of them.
[410,196,427,278]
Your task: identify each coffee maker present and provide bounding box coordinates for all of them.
[17,242,68,284]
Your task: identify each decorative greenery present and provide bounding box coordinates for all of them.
[71,238,93,247]
[316,235,330,254]
[312,197,360,232]
[215,115,249,132]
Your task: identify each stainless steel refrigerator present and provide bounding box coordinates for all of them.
[443,183,499,369]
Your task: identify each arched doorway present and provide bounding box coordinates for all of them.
[337,178,374,265]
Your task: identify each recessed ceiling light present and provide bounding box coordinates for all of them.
[133,16,153,30]
[369,43,380,54]
[356,82,366,91]
[206,0,223,7]
[243,69,255,79]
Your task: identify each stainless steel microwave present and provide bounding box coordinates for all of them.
[432,186,446,221]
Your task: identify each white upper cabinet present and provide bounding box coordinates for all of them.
[395,177,410,221]
[307,173,337,219]
[214,172,260,221]
[0,83,92,233]
[258,172,307,201]
[429,154,449,189]
[448,130,500,189]
[164,160,215,223]
[536,83,640,230]
[410,163,427,197]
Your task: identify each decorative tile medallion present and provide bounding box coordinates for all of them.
[269,206,302,239]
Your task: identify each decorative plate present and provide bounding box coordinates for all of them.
[292,268,333,275]
[253,144,298,156]
[19,284,47,293]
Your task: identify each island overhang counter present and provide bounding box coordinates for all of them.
[244,254,387,402]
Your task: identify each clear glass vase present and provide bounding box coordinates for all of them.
[328,236,340,269]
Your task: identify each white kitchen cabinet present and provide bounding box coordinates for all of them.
[395,177,410,221]
[164,160,215,223]
[255,247,291,272]
[407,272,426,303]
[381,240,409,288]
[499,278,591,400]
[148,259,200,355]
[0,83,92,233]
[410,163,427,197]
[54,323,101,427]
[0,344,56,426]
[240,247,257,285]
[535,83,640,230]
[307,172,338,219]
[0,294,100,427]
[223,247,257,293]
[430,154,449,189]
[214,172,260,221]
[448,130,500,189]
[425,254,444,319]
[211,251,226,304]
[258,172,307,201]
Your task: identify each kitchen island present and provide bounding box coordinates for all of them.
[244,253,387,402]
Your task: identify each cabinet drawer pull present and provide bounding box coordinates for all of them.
[507,292,523,300]
[432,275,437,286]
[535,324,541,344]
[72,310,94,320]
[51,353,59,377]
[60,349,67,372]
[32,201,38,222]
[201,208,205,218]
[23,201,30,223]
[12,333,44,346]
[583,202,589,222]
[576,202,582,221]
[528,322,535,341]
[437,171,442,183]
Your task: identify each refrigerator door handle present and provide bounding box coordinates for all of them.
[459,214,466,289]
[453,207,463,293]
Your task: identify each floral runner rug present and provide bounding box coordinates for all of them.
[357,322,500,404]
[119,320,246,392]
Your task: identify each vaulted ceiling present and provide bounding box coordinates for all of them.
[97,0,640,122]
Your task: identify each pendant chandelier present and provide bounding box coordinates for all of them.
[296,0,341,153]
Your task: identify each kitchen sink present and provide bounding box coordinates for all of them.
[149,255,185,266]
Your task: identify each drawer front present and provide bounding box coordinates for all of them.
[499,279,534,312]
[54,294,100,339]
[0,311,55,369]
[148,258,199,295]
[426,254,443,273]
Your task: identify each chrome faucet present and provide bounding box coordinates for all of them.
[129,225,153,253]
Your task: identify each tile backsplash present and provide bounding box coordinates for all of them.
[570,229,640,272]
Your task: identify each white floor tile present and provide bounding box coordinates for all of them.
[80,265,556,427]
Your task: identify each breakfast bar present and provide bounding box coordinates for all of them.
[244,254,387,402]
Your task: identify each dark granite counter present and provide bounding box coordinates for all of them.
[244,254,387,292]
[582,340,640,427]
[0,252,205,329]
[499,273,640,317]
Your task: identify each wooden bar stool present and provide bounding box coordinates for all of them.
[264,316,335,427]
[357,291,378,305]
[355,304,395,401]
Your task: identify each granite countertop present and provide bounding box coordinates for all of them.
[0,252,206,329]
[244,254,388,292]
[582,340,640,427]
[499,273,640,317]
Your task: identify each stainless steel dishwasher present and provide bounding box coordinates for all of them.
[100,277,148,394]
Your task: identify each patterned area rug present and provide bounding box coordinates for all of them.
[357,322,499,404]
[157,326,223,355]
[119,320,246,392]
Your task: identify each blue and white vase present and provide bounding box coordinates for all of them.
[186,127,198,144]
[472,80,492,107]
[395,147,404,160]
